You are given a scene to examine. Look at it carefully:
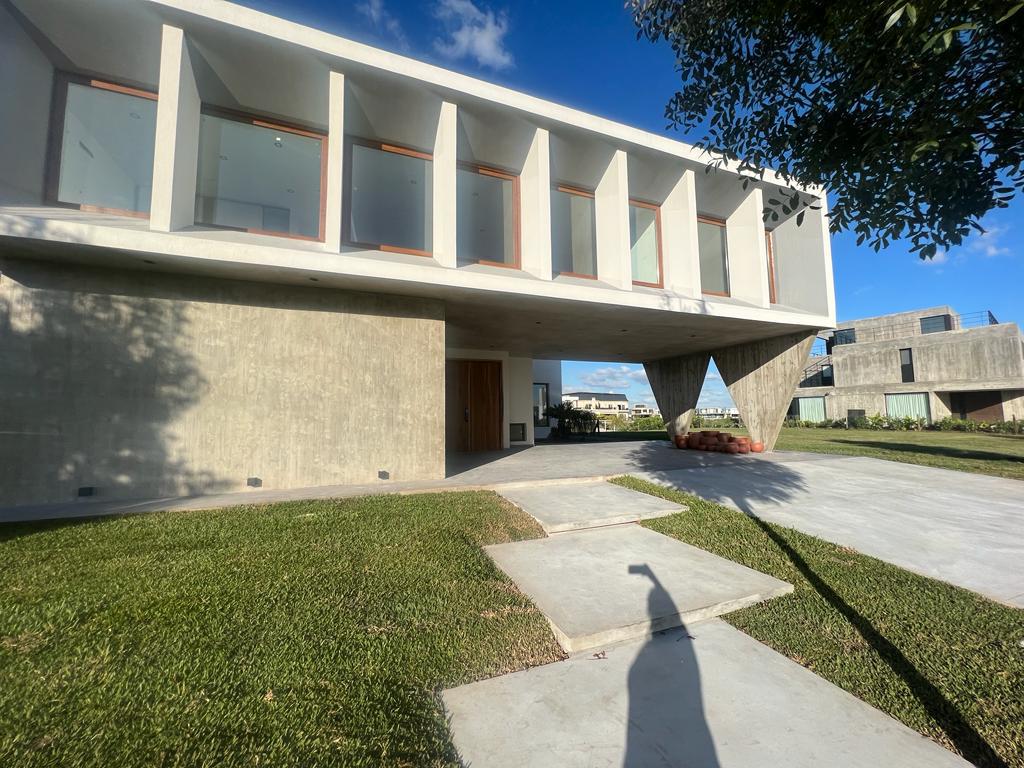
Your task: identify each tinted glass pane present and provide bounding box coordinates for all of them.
[920,315,951,334]
[194,114,323,238]
[457,168,515,265]
[551,190,596,276]
[349,144,432,253]
[532,383,548,426]
[630,204,660,284]
[57,83,157,214]
[697,220,729,294]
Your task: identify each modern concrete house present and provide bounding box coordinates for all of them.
[793,306,1024,423]
[0,0,835,507]
[562,391,630,417]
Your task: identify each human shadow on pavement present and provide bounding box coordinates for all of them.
[624,564,719,768]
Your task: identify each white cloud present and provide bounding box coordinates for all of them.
[968,223,1010,257]
[433,0,513,70]
[358,0,409,49]
[574,364,648,392]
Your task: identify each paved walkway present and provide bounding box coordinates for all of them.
[443,480,970,767]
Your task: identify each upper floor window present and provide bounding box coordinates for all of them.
[920,314,952,334]
[49,74,157,217]
[899,348,915,383]
[827,328,857,353]
[194,109,326,241]
[697,216,729,296]
[629,199,662,287]
[457,164,519,268]
[551,185,596,279]
[346,139,432,256]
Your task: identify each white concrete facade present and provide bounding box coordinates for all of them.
[0,0,835,504]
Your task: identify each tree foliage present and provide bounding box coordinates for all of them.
[630,0,1024,257]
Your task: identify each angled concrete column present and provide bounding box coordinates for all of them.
[644,352,711,439]
[151,25,200,232]
[323,70,345,252]
[713,331,817,450]
[433,100,458,268]
[520,127,552,280]
[595,149,632,291]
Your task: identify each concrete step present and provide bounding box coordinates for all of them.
[485,524,793,652]
[498,480,682,533]
[442,619,970,768]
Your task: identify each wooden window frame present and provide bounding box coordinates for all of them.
[628,197,664,289]
[196,105,328,243]
[552,183,598,280]
[765,229,777,304]
[45,72,158,220]
[457,161,521,270]
[696,214,731,297]
[343,136,434,258]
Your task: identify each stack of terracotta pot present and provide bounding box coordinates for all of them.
[673,430,764,454]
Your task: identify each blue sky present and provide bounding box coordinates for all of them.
[242,0,1022,409]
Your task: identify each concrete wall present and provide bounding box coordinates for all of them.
[833,323,1024,389]
[0,2,54,205]
[0,257,445,506]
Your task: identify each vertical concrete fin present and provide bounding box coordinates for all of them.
[433,100,458,268]
[644,353,711,439]
[713,331,817,450]
[151,25,200,233]
[595,149,631,290]
[520,127,552,280]
[323,70,345,252]
[661,168,700,297]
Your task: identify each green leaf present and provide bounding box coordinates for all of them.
[996,2,1024,23]
[884,5,905,31]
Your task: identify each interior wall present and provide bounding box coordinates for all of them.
[0,2,54,205]
[0,257,445,506]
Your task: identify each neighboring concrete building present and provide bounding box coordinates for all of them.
[0,0,834,507]
[793,306,1024,423]
[563,391,630,417]
[630,403,659,419]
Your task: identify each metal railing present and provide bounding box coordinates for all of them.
[800,355,833,388]
[828,310,999,349]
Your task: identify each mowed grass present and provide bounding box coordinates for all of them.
[612,475,1024,768]
[774,427,1024,481]
[0,493,563,767]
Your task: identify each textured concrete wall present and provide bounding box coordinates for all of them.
[0,258,445,506]
[833,324,1024,388]
[644,353,710,438]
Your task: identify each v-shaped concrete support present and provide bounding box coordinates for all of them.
[644,352,711,440]
[713,331,817,451]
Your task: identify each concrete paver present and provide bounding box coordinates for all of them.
[485,524,792,652]
[635,454,1024,607]
[442,618,971,768]
[498,480,681,533]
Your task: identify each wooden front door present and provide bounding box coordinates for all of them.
[450,360,503,452]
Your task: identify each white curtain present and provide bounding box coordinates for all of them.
[797,397,826,421]
[885,393,931,421]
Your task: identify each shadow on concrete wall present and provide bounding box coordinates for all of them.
[624,564,719,767]
[0,244,228,506]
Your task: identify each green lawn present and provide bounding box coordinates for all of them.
[0,493,563,767]
[612,475,1024,768]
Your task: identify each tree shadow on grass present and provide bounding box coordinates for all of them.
[829,439,1024,465]
[746,513,1006,768]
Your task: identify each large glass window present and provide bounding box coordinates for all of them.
[194,110,325,240]
[53,78,158,216]
[629,200,661,286]
[886,392,930,421]
[551,185,596,278]
[920,314,952,334]
[532,383,549,427]
[899,348,915,383]
[457,165,518,267]
[347,140,432,256]
[697,217,729,295]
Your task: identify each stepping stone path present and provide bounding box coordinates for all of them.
[442,480,972,767]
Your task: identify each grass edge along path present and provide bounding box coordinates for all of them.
[612,475,1023,768]
[0,491,564,768]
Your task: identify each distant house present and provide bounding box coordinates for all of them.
[696,407,740,420]
[630,403,659,419]
[793,306,1024,423]
[563,392,630,417]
